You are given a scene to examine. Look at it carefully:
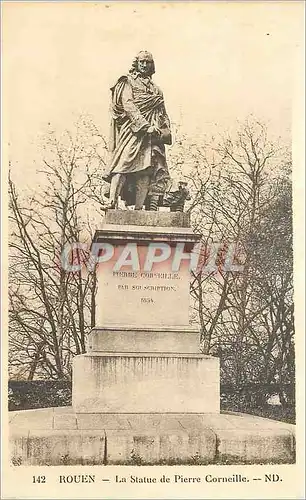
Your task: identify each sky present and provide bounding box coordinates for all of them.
[2,1,304,186]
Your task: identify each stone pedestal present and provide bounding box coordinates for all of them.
[10,212,296,466]
[72,210,220,414]
[73,353,220,413]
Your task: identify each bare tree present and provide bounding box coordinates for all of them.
[9,118,107,380]
[176,118,293,403]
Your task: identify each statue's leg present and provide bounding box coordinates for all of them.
[135,169,151,210]
[144,197,150,211]
[109,173,125,208]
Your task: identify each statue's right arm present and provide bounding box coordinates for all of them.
[121,81,150,134]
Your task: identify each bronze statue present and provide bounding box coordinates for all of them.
[102,51,172,211]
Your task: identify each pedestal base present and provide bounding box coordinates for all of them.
[10,408,296,465]
[72,353,220,413]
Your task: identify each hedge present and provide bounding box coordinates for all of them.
[8,380,295,424]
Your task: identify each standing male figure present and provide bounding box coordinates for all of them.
[103,51,172,210]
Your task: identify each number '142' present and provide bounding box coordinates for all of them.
[32,476,46,483]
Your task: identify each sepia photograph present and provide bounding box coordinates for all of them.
[1,1,305,499]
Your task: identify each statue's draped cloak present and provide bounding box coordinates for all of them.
[103,72,171,205]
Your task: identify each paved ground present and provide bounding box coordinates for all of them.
[9,407,295,465]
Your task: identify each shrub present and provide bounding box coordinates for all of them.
[8,380,72,411]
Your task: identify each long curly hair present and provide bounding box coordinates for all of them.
[129,51,155,76]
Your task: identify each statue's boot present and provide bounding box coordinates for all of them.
[135,171,151,210]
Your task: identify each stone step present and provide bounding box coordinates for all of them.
[10,408,296,466]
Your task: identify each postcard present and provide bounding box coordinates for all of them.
[1,1,305,499]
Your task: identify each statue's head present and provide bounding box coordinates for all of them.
[130,51,155,77]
